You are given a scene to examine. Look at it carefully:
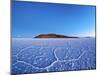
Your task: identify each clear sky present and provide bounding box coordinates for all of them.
[12,1,96,38]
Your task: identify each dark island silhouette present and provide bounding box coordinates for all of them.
[34,33,79,38]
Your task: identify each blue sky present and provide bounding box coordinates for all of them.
[12,1,96,38]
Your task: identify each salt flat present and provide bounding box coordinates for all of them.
[11,38,96,74]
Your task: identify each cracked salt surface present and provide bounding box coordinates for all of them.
[11,38,96,74]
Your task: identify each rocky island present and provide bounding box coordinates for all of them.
[34,33,79,38]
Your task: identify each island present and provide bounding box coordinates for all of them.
[34,33,79,38]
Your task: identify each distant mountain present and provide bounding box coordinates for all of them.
[34,33,79,38]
